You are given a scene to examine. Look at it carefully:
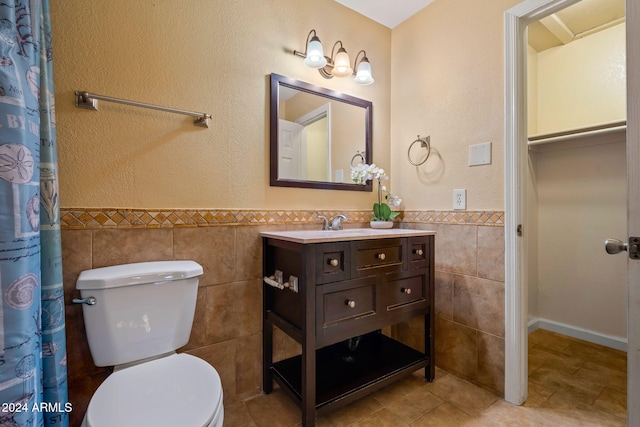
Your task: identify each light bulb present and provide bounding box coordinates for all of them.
[304,36,327,68]
[354,57,374,85]
[331,47,352,77]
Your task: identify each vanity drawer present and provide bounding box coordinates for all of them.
[352,238,403,277]
[316,242,351,284]
[323,282,375,324]
[407,236,430,270]
[316,277,379,346]
[382,272,428,316]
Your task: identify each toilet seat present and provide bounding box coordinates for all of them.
[83,353,223,427]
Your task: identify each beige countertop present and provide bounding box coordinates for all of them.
[260,228,436,244]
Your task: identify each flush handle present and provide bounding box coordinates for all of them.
[72,296,96,306]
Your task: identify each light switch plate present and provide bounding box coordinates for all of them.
[469,142,491,166]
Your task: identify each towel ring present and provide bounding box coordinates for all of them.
[407,135,431,166]
[351,150,366,167]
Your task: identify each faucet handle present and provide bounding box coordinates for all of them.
[318,215,330,230]
[330,214,347,230]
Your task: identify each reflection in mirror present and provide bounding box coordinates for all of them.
[270,73,372,191]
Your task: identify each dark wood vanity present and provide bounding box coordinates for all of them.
[261,228,435,426]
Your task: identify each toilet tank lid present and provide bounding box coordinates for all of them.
[76,261,203,290]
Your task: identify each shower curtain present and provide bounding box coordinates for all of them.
[0,1,68,426]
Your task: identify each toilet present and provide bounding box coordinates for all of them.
[75,260,223,427]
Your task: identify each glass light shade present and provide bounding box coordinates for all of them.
[354,58,374,85]
[331,48,353,77]
[304,36,327,68]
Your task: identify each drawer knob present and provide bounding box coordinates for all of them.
[345,299,356,308]
[329,258,339,267]
[401,287,412,295]
[377,253,386,260]
[414,249,424,256]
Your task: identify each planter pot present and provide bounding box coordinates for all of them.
[370,220,393,229]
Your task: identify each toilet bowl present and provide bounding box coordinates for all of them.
[82,354,223,427]
[75,261,223,427]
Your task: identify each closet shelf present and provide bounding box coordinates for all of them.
[528,120,626,152]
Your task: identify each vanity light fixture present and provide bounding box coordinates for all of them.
[330,41,353,77]
[353,50,374,85]
[297,29,327,68]
[293,29,374,85]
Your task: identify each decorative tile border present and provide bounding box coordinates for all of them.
[402,210,504,226]
[60,208,504,229]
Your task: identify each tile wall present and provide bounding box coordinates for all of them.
[60,208,504,426]
[393,222,506,395]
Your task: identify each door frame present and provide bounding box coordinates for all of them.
[625,1,640,425]
[295,102,332,181]
[504,2,639,422]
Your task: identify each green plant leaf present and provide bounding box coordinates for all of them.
[380,203,391,219]
[373,202,382,220]
[373,203,395,221]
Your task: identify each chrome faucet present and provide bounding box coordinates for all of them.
[318,215,330,230]
[330,214,347,230]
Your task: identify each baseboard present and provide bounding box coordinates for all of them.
[528,318,628,352]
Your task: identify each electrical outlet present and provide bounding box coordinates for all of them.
[453,189,466,210]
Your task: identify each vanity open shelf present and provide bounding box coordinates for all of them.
[271,331,428,411]
[261,228,436,426]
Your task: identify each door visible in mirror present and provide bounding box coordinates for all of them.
[270,73,373,191]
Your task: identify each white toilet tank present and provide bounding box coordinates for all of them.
[76,260,204,367]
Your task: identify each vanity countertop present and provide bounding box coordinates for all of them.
[260,228,435,244]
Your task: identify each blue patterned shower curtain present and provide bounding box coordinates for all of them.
[0,0,68,426]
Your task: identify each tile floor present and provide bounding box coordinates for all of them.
[226,329,627,426]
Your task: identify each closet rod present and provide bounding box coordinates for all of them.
[74,91,211,128]
[528,120,626,146]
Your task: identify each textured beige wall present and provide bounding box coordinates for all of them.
[51,0,390,210]
[534,140,627,339]
[390,0,520,211]
[534,23,626,135]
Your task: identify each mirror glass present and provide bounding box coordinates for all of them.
[270,73,372,191]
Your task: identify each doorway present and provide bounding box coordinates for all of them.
[504,0,639,424]
[526,0,627,350]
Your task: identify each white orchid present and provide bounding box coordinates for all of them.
[350,163,400,221]
[350,163,388,184]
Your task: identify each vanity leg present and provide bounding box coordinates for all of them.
[425,310,435,381]
[425,237,435,382]
[301,245,317,426]
[263,317,273,393]
[301,342,316,426]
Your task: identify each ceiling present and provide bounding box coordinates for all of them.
[335,0,625,52]
[528,0,625,52]
[334,0,434,29]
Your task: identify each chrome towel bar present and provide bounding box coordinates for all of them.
[74,90,211,128]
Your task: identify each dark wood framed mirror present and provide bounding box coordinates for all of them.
[270,73,373,191]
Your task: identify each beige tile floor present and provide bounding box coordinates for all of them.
[226,330,627,426]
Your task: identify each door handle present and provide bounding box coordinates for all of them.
[605,237,640,259]
[605,238,628,255]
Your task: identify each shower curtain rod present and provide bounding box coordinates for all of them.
[74,91,211,128]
